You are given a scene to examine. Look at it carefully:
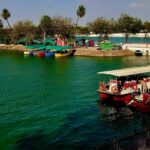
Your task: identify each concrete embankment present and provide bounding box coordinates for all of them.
[0,44,27,51]
[75,47,134,57]
[0,44,134,57]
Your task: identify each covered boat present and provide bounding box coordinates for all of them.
[24,42,76,58]
[97,66,150,105]
[45,51,55,57]
[24,44,46,56]
[53,46,75,58]
[55,50,75,58]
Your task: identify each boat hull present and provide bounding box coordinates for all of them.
[99,92,112,102]
[129,101,150,113]
[55,50,75,58]
[45,52,55,57]
[113,94,132,104]
[24,51,30,55]
[37,51,45,57]
[98,90,132,105]
[29,51,34,56]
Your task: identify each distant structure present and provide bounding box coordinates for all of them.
[122,43,150,56]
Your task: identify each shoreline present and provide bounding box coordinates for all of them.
[75,47,134,57]
[0,44,134,57]
[0,44,27,51]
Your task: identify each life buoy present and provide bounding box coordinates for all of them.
[111,86,119,94]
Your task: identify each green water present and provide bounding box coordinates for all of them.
[0,51,150,150]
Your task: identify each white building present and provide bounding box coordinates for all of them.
[122,43,150,55]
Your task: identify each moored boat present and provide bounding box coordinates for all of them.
[29,51,34,56]
[24,51,30,55]
[45,51,55,57]
[37,51,45,57]
[97,66,150,105]
[24,44,76,59]
[55,50,75,58]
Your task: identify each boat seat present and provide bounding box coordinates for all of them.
[123,81,131,89]
[135,95,143,102]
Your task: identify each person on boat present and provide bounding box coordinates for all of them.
[56,36,63,46]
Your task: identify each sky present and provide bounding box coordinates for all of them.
[0,0,150,27]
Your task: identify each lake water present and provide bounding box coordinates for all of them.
[0,51,150,150]
[76,36,150,44]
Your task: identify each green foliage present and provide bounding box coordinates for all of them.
[76,26,89,35]
[117,14,142,33]
[0,21,4,43]
[118,14,133,32]
[39,15,53,39]
[52,16,75,37]
[0,19,3,29]
[131,18,142,33]
[143,21,150,32]
[12,20,36,44]
[117,14,143,42]
[1,8,10,20]
[0,28,12,44]
[110,18,120,33]
[1,8,12,29]
[76,5,86,18]
[87,17,112,40]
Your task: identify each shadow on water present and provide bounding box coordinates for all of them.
[15,101,150,150]
[15,106,99,150]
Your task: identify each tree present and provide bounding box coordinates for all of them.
[143,21,150,38]
[76,5,86,27]
[143,21,150,32]
[110,18,120,33]
[12,20,36,45]
[0,19,3,43]
[87,17,112,40]
[117,14,142,43]
[0,28,12,44]
[0,19,3,29]
[76,26,89,35]
[39,15,53,40]
[1,8,12,29]
[52,16,75,37]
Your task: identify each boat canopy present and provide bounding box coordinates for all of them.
[46,45,73,51]
[97,66,150,77]
[25,45,73,51]
[25,44,46,50]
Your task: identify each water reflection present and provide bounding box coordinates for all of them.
[100,106,133,122]
[98,100,150,131]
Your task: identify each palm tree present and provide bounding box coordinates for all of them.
[1,8,12,29]
[76,5,86,27]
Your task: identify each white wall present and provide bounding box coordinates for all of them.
[122,43,150,55]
